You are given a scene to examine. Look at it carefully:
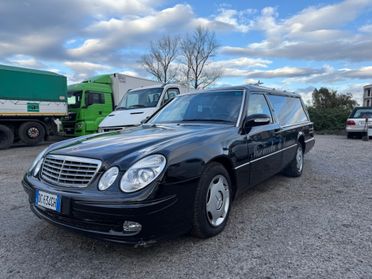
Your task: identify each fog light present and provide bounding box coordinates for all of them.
[123,221,142,234]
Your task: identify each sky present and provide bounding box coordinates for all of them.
[1,0,372,104]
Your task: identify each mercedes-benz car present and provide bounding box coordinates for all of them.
[23,85,315,245]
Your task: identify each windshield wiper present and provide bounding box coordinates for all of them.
[181,119,233,123]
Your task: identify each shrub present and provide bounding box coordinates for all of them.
[308,107,351,131]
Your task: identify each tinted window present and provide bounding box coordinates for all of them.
[86,92,104,106]
[350,108,372,118]
[247,94,272,121]
[150,91,243,124]
[268,95,308,126]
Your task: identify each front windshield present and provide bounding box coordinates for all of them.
[67,91,82,108]
[117,87,163,110]
[149,91,243,125]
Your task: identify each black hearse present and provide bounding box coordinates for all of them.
[23,85,315,245]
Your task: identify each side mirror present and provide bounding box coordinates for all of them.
[244,114,271,128]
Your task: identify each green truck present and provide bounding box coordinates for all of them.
[0,64,67,149]
[62,73,159,137]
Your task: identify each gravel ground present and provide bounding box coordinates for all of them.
[0,135,371,279]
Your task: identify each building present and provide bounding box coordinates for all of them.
[363,84,372,107]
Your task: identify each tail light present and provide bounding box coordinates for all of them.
[346,120,356,126]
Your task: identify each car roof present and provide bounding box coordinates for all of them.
[182,85,300,97]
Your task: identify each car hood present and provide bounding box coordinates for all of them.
[99,108,156,127]
[48,124,231,167]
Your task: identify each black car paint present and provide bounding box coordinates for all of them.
[23,85,315,245]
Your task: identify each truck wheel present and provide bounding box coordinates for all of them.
[18,122,45,145]
[0,124,14,149]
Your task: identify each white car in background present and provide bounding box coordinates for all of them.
[346,107,372,138]
[98,84,189,132]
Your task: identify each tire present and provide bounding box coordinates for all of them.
[282,143,304,177]
[0,124,14,149]
[18,122,45,145]
[191,162,232,238]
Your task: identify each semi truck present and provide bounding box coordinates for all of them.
[98,83,190,132]
[0,65,67,149]
[62,73,160,137]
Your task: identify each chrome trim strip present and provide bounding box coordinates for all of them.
[235,143,297,170]
[305,138,315,143]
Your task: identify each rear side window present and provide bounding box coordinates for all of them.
[268,95,308,126]
[350,108,372,118]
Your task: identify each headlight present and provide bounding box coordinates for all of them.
[120,154,166,193]
[29,148,48,176]
[98,167,119,191]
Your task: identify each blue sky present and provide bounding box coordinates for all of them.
[1,0,372,104]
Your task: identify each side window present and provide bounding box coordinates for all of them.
[163,88,180,104]
[268,95,308,126]
[86,92,104,106]
[247,94,272,122]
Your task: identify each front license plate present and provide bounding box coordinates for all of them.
[35,190,61,212]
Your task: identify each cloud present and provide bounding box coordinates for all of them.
[64,61,112,82]
[245,67,323,78]
[212,57,272,69]
[221,0,372,61]
[69,4,194,59]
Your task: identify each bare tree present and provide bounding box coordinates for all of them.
[180,26,222,89]
[140,35,179,83]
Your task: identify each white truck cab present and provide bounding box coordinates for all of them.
[98,84,188,132]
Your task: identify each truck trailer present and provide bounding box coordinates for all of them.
[0,65,67,149]
[62,73,160,136]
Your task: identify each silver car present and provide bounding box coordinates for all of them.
[346,107,372,138]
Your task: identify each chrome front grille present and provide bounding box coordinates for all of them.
[41,154,102,187]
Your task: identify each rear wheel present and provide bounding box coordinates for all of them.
[0,124,14,149]
[18,122,45,145]
[282,143,304,177]
[192,162,232,238]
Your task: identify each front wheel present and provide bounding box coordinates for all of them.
[192,162,232,238]
[282,143,304,177]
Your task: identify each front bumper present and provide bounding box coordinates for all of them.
[22,176,198,245]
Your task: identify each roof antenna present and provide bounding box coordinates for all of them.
[255,80,263,86]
